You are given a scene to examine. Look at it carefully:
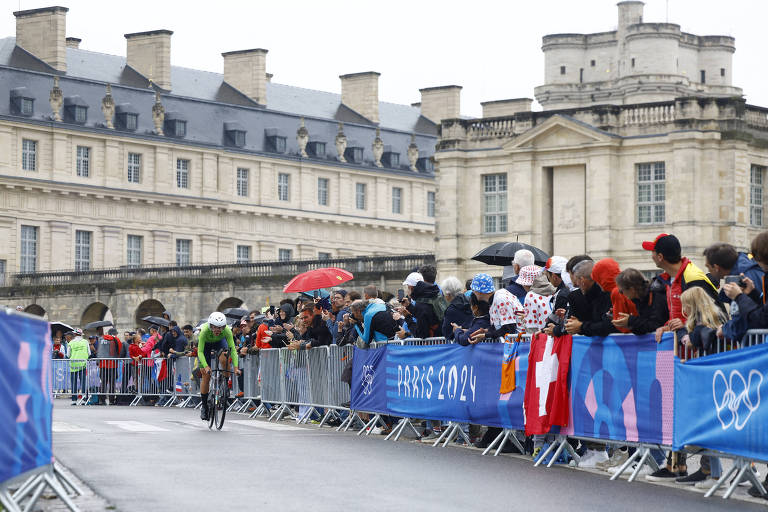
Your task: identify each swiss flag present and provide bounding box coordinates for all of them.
[524,333,572,435]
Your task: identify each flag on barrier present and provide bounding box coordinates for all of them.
[175,374,183,394]
[524,333,572,435]
[673,342,768,460]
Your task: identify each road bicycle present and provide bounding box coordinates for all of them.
[208,349,233,430]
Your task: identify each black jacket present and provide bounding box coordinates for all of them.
[627,280,669,335]
[407,281,441,338]
[455,315,491,346]
[301,315,333,348]
[569,283,614,337]
[442,294,473,340]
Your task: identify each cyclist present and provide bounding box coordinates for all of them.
[198,312,240,421]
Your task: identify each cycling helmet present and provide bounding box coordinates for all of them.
[208,312,227,327]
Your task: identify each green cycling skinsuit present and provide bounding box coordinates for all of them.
[197,322,239,419]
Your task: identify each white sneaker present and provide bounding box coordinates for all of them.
[578,449,609,468]
[596,449,628,470]
[370,427,383,435]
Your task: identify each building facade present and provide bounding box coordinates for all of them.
[436,1,768,279]
[0,6,445,275]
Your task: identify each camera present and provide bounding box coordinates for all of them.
[724,275,746,288]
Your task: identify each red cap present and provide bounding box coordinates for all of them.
[641,233,669,251]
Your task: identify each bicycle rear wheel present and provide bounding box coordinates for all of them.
[208,373,217,430]
[215,374,228,430]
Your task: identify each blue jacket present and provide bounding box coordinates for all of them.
[326,307,349,345]
[355,302,389,345]
[455,315,491,346]
[723,252,765,302]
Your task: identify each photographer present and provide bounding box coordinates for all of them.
[724,232,768,329]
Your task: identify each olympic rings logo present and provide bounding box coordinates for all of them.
[712,369,762,431]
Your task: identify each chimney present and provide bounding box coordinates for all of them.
[125,30,173,90]
[14,6,68,72]
[65,37,81,49]
[419,85,462,123]
[617,1,644,31]
[481,98,532,118]
[340,72,380,124]
[222,49,268,105]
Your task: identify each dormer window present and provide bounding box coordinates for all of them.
[265,128,286,153]
[164,112,187,138]
[417,153,434,173]
[64,96,88,124]
[382,146,400,168]
[344,143,363,164]
[10,87,34,116]
[307,140,326,158]
[224,122,246,148]
[115,104,139,131]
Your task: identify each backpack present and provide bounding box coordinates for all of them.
[416,295,449,323]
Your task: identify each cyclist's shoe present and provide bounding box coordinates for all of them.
[200,405,210,421]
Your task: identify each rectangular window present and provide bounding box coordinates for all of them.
[176,158,189,189]
[318,252,331,260]
[590,59,596,67]
[483,174,508,234]
[427,191,436,218]
[751,165,765,227]
[76,146,90,177]
[560,66,566,75]
[20,98,33,115]
[278,248,292,262]
[127,235,142,267]
[74,230,91,271]
[317,177,329,206]
[0,259,5,286]
[20,225,38,273]
[720,68,726,77]
[631,57,635,68]
[175,120,187,137]
[176,239,191,266]
[637,162,666,224]
[392,187,402,214]
[22,139,36,171]
[700,70,706,84]
[278,173,290,201]
[355,183,366,210]
[236,245,251,263]
[125,114,138,131]
[127,153,141,183]
[236,167,249,197]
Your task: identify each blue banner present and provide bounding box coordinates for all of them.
[566,333,674,445]
[0,311,53,485]
[351,343,529,429]
[673,342,768,460]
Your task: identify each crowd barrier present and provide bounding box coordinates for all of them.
[50,328,768,501]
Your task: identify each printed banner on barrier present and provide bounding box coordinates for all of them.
[565,332,674,445]
[524,334,572,436]
[0,311,53,485]
[673,342,768,460]
[351,343,529,429]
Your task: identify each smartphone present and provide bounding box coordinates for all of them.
[269,305,275,315]
[313,290,319,299]
[397,289,405,301]
[724,275,746,287]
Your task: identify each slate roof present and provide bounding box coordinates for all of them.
[0,37,437,176]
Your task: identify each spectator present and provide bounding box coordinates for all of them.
[642,233,721,344]
[66,329,89,404]
[467,273,522,341]
[402,272,441,338]
[289,305,332,349]
[349,299,398,346]
[323,290,349,344]
[97,328,122,405]
[364,284,384,304]
[724,231,768,330]
[566,255,593,292]
[612,268,669,334]
[440,276,473,340]
[346,291,362,305]
[182,324,197,355]
[591,258,637,333]
[128,333,143,393]
[167,325,188,358]
[505,249,535,303]
[544,256,571,312]
[52,329,67,359]
[454,293,492,346]
[518,265,551,333]
[563,260,612,336]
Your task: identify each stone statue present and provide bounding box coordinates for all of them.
[296,117,309,158]
[49,75,63,122]
[152,91,165,136]
[372,127,384,168]
[335,122,347,163]
[408,134,419,172]
[101,84,115,129]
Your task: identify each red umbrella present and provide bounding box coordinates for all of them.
[283,267,354,293]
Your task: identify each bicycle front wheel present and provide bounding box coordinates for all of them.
[215,374,228,430]
[208,374,217,430]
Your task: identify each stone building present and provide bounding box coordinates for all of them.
[436,1,768,279]
[0,6,442,277]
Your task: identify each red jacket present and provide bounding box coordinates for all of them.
[592,258,638,333]
[128,343,142,366]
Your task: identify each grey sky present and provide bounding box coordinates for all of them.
[3,0,766,117]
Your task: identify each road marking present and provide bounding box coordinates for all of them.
[105,421,169,432]
[53,421,90,432]
[228,420,306,431]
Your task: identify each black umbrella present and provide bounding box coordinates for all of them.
[471,242,549,267]
[222,307,249,319]
[83,320,113,330]
[50,322,74,334]
[141,316,170,328]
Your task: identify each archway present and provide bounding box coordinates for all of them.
[81,302,112,330]
[217,297,247,312]
[134,299,166,328]
[25,304,47,319]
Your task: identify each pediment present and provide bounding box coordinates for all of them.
[503,115,618,151]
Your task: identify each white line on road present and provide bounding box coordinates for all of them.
[228,420,307,431]
[105,421,169,432]
[52,421,91,432]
